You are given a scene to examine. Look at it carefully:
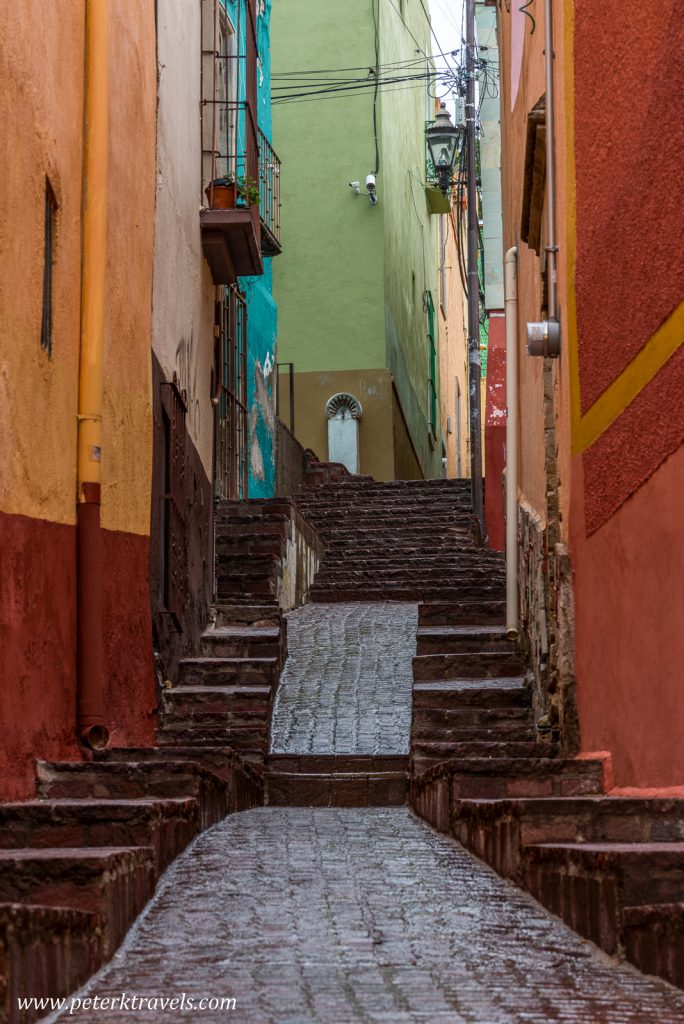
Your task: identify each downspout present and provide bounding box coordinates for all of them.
[76,0,109,749]
[504,247,519,641]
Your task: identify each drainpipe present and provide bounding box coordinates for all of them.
[76,0,109,749]
[504,247,519,641]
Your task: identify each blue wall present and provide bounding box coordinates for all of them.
[223,0,277,497]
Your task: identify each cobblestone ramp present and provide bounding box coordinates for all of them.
[48,808,684,1024]
[270,603,418,755]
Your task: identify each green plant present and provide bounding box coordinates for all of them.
[237,175,260,206]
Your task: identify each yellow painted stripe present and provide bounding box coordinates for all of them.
[575,302,684,453]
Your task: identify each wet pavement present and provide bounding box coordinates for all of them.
[270,604,418,756]
[50,807,684,1023]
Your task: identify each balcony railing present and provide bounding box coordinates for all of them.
[259,129,281,256]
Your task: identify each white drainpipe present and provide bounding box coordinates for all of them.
[505,246,519,641]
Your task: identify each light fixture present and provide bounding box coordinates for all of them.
[426,102,460,196]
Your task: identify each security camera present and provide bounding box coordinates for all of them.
[365,173,376,192]
[349,181,361,193]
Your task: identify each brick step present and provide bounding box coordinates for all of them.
[312,522,477,538]
[178,656,278,689]
[0,847,154,959]
[413,652,527,681]
[94,746,263,799]
[214,520,290,539]
[319,549,504,564]
[213,538,287,560]
[218,497,294,514]
[35,762,230,823]
[314,568,505,583]
[266,754,409,774]
[522,842,684,956]
[214,555,279,576]
[156,725,268,755]
[213,603,281,627]
[302,507,475,522]
[163,684,271,711]
[623,902,684,991]
[413,679,528,709]
[265,771,407,807]
[451,794,684,881]
[418,601,506,626]
[0,903,102,1024]
[0,797,198,876]
[311,586,505,603]
[200,625,282,660]
[412,705,534,734]
[416,625,513,655]
[414,757,605,799]
[411,739,557,774]
[215,508,292,526]
[299,480,470,494]
[216,579,279,601]
[413,725,537,745]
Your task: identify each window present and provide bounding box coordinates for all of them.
[201,0,237,193]
[425,291,437,437]
[41,181,56,356]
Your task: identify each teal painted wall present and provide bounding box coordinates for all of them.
[223,0,278,497]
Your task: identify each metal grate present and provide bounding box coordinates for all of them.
[160,377,188,628]
[258,128,281,254]
[214,284,248,500]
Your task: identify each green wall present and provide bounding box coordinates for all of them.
[379,0,440,477]
[271,0,441,477]
[272,0,385,372]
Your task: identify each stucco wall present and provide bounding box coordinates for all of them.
[379,0,440,479]
[437,214,469,480]
[0,0,157,799]
[271,0,386,375]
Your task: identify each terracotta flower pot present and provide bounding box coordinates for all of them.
[205,181,237,209]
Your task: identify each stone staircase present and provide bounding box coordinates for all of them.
[296,478,506,604]
[0,497,314,1022]
[410,601,684,993]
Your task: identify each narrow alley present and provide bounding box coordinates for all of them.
[3,0,684,1021]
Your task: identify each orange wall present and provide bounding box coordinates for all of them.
[0,1,158,799]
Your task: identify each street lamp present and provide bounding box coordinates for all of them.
[426,102,460,196]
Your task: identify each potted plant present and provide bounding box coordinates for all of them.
[204,174,237,209]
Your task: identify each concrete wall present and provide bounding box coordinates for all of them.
[0,0,157,799]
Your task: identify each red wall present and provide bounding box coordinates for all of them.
[485,313,506,551]
[1,511,156,801]
[569,0,684,787]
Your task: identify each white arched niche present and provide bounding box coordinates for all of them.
[325,392,363,474]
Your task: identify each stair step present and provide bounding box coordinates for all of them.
[413,679,528,708]
[178,656,278,688]
[418,601,506,626]
[266,754,409,773]
[0,797,199,875]
[415,757,606,798]
[35,761,229,817]
[0,847,154,959]
[451,794,684,880]
[200,625,281,659]
[416,625,513,654]
[413,652,527,681]
[0,903,102,1017]
[522,842,684,957]
[623,902,684,991]
[265,772,407,807]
